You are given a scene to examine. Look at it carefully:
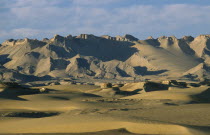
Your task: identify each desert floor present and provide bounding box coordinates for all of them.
[0,83,210,135]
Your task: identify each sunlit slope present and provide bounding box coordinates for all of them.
[131,39,201,77]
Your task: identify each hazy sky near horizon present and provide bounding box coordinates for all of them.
[0,0,210,42]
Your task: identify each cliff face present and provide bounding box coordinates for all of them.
[0,34,209,82]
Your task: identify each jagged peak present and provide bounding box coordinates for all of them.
[3,38,15,42]
[123,34,139,41]
[157,36,178,42]
[101,35,110,38]
[50,34,65,42]
[168,36,178,42]
[169,35,177,39]
[24,38,39,43]
[159,36,177,39]
[147,36,154,40]
[24,38,29,42]
[115,35,124,41]
[195,34,210,40]
[101,35,116,40]
[76,34,97,40]
[116,35,122,38]
[1,39,16,46]
[1,38,41,46]
[42,38,49,42]
[3,34,210,47]
[182,36,194,42]
[23,38,45,44]
[158,36,167,40]
[101,34,138,42]
[66,34,73,39]
[54,34,64,39]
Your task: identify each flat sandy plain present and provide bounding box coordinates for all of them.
[1,83,210,135]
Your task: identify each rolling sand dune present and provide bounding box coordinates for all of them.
[1,83,210,135]
[122,86,209,101]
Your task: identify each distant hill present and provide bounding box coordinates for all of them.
[0,34,210,82]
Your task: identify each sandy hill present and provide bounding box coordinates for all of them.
[0,34,209,82]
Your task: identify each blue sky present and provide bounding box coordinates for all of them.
[0,0,210,42]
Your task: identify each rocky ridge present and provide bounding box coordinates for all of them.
[0,34,210,82]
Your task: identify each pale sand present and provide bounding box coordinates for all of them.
[1,84,210,135]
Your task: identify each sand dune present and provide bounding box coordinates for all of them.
[1,84,210,135]
[0,118,207,135]
[122,86,210,102]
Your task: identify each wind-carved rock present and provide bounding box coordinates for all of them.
[76,34,97,40]
[101,35,116,40]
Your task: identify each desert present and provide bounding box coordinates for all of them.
[1,0,210,134]
[1,34,210,135]
[1,80,210,135]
